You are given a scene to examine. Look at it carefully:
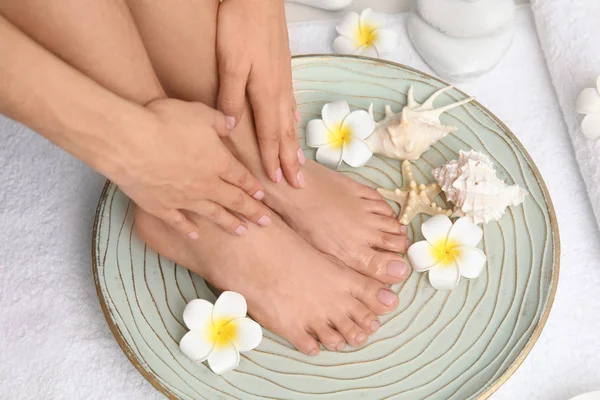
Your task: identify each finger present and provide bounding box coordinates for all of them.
[219,151,264,200]
[217,58,249,130]
[161,209,201,240]
[193,200,249,236]
[211,181,272,227]
[278,101,303,189]
[249,88,283,184]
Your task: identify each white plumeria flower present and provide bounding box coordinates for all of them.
[179,291,262,375]
[306,100,375,169]
[576,76,600,140]
[407,215,487,291]
[333,8,398,57]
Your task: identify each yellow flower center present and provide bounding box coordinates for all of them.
[328,122,352,148]
[355,23,377,47]
[207,318,237,348]
[430,238,462,267]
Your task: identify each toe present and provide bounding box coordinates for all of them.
[355,248,410,284]
[350,301,381,334]
[370,231,411,253]
[331,315,368,347]
[351,276,399,315]
[286,327,321,356]
[370,215,408,236]
[313,324,346,352]
[363,199,395,217]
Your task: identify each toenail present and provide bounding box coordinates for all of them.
[377,288,397,306]
[308,348,319,356]
[275,168,283,183]
[257,215,272,226]
[336,342,346,351]
[399,225,408,235]
[356,333,366,344]
[225,116,236,130]
[234,225,249,236]
[405,237,412,247]
[188,231,199,240]
[297,148,306,165]
[297,171,305,188]
[253,190,265,201]
[370,320,380,332]
[386,260,407,278]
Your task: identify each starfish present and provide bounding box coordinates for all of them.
[377,160,452,225]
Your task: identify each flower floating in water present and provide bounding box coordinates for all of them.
[407,215,486,291]
[179,291,262,375]
[306,100,375,169]
[576,76,600,140]
[333,8,398,57]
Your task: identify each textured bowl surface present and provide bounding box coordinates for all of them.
[93,55,559,400]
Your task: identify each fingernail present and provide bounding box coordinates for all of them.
[295,109,300,123]
[386,260,407,278]
[234,225,248,236]
[308,348,319,356]
[297,171,305,188]
[253,190,265,201]
[399,225,408,235]
[370,320,380,333]
[356,333,366,344]
[188,232,199,240]
[297,148,306,165]
[275,168,283,183]
[257,215,272,227]
[377,288,397,306]
[336,342,346,351]
[225,116,236,130]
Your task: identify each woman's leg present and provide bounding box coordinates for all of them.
[5,0,398,352]
[125,0,411,285]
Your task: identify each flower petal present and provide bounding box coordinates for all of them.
[357,45,379,58]
[322,100,350,131]
[342,110,375,140]
[333,35,361,55]
[360,8,387,30]
[407,240,438,272]
[575,88,600,114]
[306,119,330,147]
[447,217,483,247]
[180,330,214,363]
[421,215,452,245]
[316,144,343,169]
[207,341,240,375]
[454,246,487,279]
[213,291,247,322]
[373,29,398,54]
[183,299,213,331]
[597,75,600,94]
[336,11,360,38]
[342,139,373,167]
[231,317,263,352]
[581,113,600,140]
[428,263,461,291]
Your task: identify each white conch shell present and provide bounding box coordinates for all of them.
[433,150,527,224]
[365,86,473,160]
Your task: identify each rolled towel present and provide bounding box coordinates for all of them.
[532,0,600,227]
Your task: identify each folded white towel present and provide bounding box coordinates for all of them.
[532,0,600,226]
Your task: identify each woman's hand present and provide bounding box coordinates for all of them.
[216,0,305,188]
[118,98,272,238]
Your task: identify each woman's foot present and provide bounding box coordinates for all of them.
[134,207,400,354]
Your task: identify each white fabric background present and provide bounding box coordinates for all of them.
[1,7,599,400]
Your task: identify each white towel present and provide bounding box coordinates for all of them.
[532,0,600,227]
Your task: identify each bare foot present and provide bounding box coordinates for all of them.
[134,207,400,354]
[225,114,411,285]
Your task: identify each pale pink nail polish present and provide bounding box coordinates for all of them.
[356,333,366,344]
[336,342,346,351]
[257,215,272,227]
[188,232,199,240]
[370,320,380,333]
[386,260,407,278]
[377,288,397,306]
[225,116,236,130]
[297,171,305,188]
[297,148,306,165]
[295,109,300,123]
[399,225,408,235]
[275,168,283,183]
[234,225,248,236]
[308,348,319,356]
[253,190,265,200]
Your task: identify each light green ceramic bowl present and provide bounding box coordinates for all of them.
[93,55,559,400]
